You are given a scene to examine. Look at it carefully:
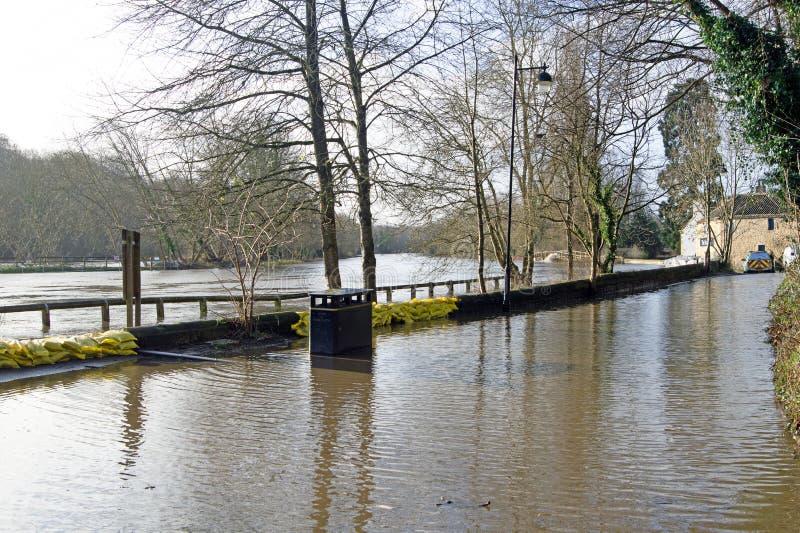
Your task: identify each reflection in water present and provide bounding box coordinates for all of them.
[119,366,147,480]
[309,365,374,531]
[1,273,799,530]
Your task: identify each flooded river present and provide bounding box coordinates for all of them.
[0,253,652,338]
[2,273,796,530]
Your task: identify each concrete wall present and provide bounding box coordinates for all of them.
[455,263,709,317]
[130,311,300,350]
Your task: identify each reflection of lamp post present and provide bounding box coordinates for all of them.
[503,54,553,312]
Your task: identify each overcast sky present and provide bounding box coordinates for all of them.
[0,1,141,152]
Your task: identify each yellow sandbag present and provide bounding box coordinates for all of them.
[29,353,57,365]
[291,312,310,337]
[98,338,120,347]
[0,357,19,369]
[25,341,50,358]
[102,330,137,343]
[45,350,70,363]
[62,338,83,352]
[7,342,34,366]
[70,336,103,356]
[118,340,139,351]
[43,339,69,352]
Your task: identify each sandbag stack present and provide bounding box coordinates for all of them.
[291,297,459,337]
[0,330,139,369]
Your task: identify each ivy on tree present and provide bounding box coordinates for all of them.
[683,0,800,200]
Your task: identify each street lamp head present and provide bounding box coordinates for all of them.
[536,69,553,93]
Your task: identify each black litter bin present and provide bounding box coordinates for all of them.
[309,288,373,356]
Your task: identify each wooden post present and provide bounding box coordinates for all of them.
[122,229,133,327]
[41,304,50,333]
[199,298,208,319]
[386,288,393,302]
[101,301,110,331]
[156,299,165,323]
[122,229,142,328]
[446,281,454,297]
[465,281,471,293]
[428,283,435,298]
[133,232,141,326]
[494,278,500,290]
[275,297,282,311]
[410,285,417,299]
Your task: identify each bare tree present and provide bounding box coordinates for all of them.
[540,17,666,285]
[324,0,451,291]
[199,154,306,334]
[397,4,503,292]
[707,118,757,265]
[112,0,342,286]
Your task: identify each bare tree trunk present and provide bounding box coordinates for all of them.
[306,0,341,288]
[567,229,575,280]
[567,177,575,280]
[589,213,601,291]
[467,75,487,293]
[522,237,535,284]
[475,182,487,293]
[339,0,376,291]
[704,174,711,274]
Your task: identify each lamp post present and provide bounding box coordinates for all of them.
[502,54,553,312]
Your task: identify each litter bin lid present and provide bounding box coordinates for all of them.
[309,288,372,297]
[310,288,373,308]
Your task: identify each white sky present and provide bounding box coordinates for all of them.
[0,0,140,152]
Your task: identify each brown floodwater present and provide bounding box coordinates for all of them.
[1,273,797,530]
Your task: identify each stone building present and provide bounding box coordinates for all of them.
[681,192,798,270]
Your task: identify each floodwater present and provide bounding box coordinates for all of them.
[1,272,798,530]
[0,253,653,338]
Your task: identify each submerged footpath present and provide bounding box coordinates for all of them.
[129,262,711,349]
[769,263,800,436]
[0,263,711,382]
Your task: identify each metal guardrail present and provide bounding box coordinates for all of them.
[0,276,506,334]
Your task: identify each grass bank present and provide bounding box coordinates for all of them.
[769,264,800,434]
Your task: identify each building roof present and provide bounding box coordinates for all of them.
[710,192,785,219]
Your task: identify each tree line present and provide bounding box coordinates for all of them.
[0,133,413,261]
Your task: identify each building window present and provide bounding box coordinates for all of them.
[758,244,766,252]
[768,218,775,230]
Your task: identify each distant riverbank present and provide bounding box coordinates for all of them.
[0,258,308,274]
